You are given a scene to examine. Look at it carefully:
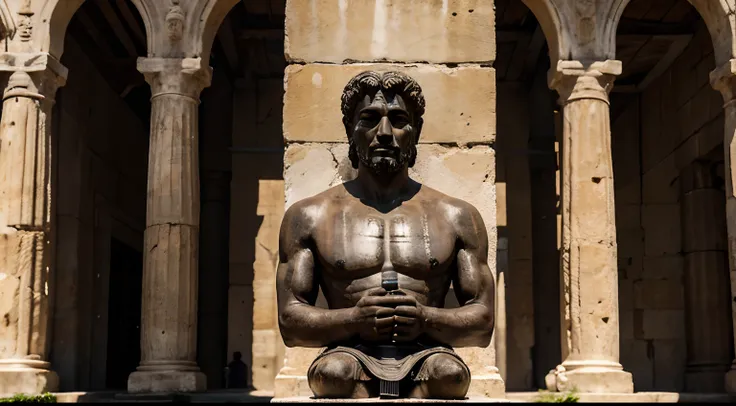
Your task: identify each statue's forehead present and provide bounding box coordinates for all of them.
[360,90,407,109]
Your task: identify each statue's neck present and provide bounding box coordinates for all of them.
[355,165,411,204]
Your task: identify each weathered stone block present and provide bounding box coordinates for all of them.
[615,204,641,230]
[697,115,724,156]
[615,176,641,205]
[642,204,681,256]
[634,309,685,340]
[284,64,496,145]
[506,260,533,316]
[620,339,653,391]
[642,154,679,204]
[653,339,686,391]
[633,279,684,310]
[228,262,253,286]
[617,229,644,259]
[285,0,494,64]
[619,278,633,312]
[642,255,684,280]
[618,256,643,281]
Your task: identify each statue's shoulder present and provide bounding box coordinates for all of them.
[417,184,481,218]
[282,185,350,225]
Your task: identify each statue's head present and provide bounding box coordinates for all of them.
[341,71,426,174]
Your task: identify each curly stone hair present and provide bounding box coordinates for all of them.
[340,71,426,168]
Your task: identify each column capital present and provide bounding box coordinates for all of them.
[137,57,212,102]
[710,59,736,104]
[0,52,68,99]
[548,60,622,105]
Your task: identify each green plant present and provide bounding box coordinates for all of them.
[535,389,580,403]
[0,393,57,403]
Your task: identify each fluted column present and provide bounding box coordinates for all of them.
[710,59,736,394]
[680,160,732,392]
[0,53,67,394]
[127,57,211,393]
[545,60,634,393]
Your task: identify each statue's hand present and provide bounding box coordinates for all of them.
[392,295,426,342]
[353,289,424,342]
[353,287,396,342]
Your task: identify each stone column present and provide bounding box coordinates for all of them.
[127,57,211,393]
[680,160,732,392]
[545,60,634,393]
[710,59,736,394]
[0,53,67,395]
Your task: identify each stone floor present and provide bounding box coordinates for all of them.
[42,390,736,403]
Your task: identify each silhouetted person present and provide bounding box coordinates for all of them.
[226,351,248,389]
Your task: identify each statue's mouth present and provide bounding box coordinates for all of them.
[371,147,399,156]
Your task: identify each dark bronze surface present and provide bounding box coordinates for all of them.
[276,71,495,399]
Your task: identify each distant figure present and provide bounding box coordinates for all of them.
[226,351,248,389]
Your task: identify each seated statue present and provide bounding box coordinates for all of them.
[276,71,495,399]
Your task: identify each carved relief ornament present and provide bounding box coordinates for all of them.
[166,0,185,42]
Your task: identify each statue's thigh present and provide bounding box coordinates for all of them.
[409,353,471,399]
[308,352,374,398]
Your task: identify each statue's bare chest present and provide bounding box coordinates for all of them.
[313,203,457,278]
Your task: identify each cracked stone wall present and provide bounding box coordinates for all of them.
[276,0,501,398]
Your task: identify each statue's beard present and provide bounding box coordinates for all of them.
[351,143,416,175]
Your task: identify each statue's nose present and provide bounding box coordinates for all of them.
[376,117,393,144]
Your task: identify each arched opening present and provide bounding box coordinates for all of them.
[612,0,733,392]
[196,0,286,391]
[50,0,150,392]
[495,0,561,391]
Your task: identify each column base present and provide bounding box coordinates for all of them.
[686,365,729,392]
[273,374,311,398]
[466,372,506,399]
[546,361,633,393]
[127,369,206,393]
[724,364,736,393]
[0,360,59,395]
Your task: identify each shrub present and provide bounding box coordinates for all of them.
[535,390,580,403]
[0,393,57,403]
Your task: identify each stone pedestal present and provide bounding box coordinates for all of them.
[710,59,736,394]
[127,58,211,393]
[545,60,633,393]
[680,161,732,392]
[0,53,67,395]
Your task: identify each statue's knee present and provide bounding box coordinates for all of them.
[308,353,361,398]
[420,354,470,399]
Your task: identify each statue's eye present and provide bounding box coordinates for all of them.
[359,112,379,124]
[391,114,410,128]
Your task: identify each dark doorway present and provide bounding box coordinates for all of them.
[105,238,143,389]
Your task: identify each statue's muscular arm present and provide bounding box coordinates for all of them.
[276,199,411,347]
[394,202,495,347]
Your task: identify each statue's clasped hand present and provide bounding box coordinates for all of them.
[352,287,426,343]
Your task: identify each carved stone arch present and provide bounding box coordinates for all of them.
[37,0,154,59]
[605,0,736,66]
[190,0,239,62]
[520,0,569,65]
[0,0,16,41]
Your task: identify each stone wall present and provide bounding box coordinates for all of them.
[275,0,502,398]
[52,36,148,391]
[611,20,725,392]
[228,78,285,391]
